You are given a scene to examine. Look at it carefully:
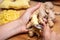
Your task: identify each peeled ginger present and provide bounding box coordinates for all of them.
[0,10,21,25]
[0,0,30,9]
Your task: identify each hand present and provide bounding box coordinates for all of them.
[42,23,60,40]
[0,3,40,40]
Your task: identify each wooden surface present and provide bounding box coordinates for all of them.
[8,1,60,40]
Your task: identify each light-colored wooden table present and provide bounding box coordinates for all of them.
[8,1,60,40]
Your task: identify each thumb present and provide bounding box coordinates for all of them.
[20,3,40,24]
[43,24,51,40]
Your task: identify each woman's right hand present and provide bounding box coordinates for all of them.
[42,23,60,40]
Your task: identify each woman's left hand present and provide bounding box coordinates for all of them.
[0,3,40,40]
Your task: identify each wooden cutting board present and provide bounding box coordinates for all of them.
[8,1,60,40]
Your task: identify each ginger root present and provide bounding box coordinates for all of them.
[27,9,42,38]
[31,12,39,25]
[0,0,30,9]
[48,18,54,27]
[39,3,47,18]
[45,2,54,9]
[27,2,55,39]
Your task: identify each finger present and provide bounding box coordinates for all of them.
[43,18,47,23]
[51,31,57,40]
[43,24,51,40]
[43,24,51,33]
[57,34,60,40]
[20,3,40,24]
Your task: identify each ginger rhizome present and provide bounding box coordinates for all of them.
[27,2,55,38]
